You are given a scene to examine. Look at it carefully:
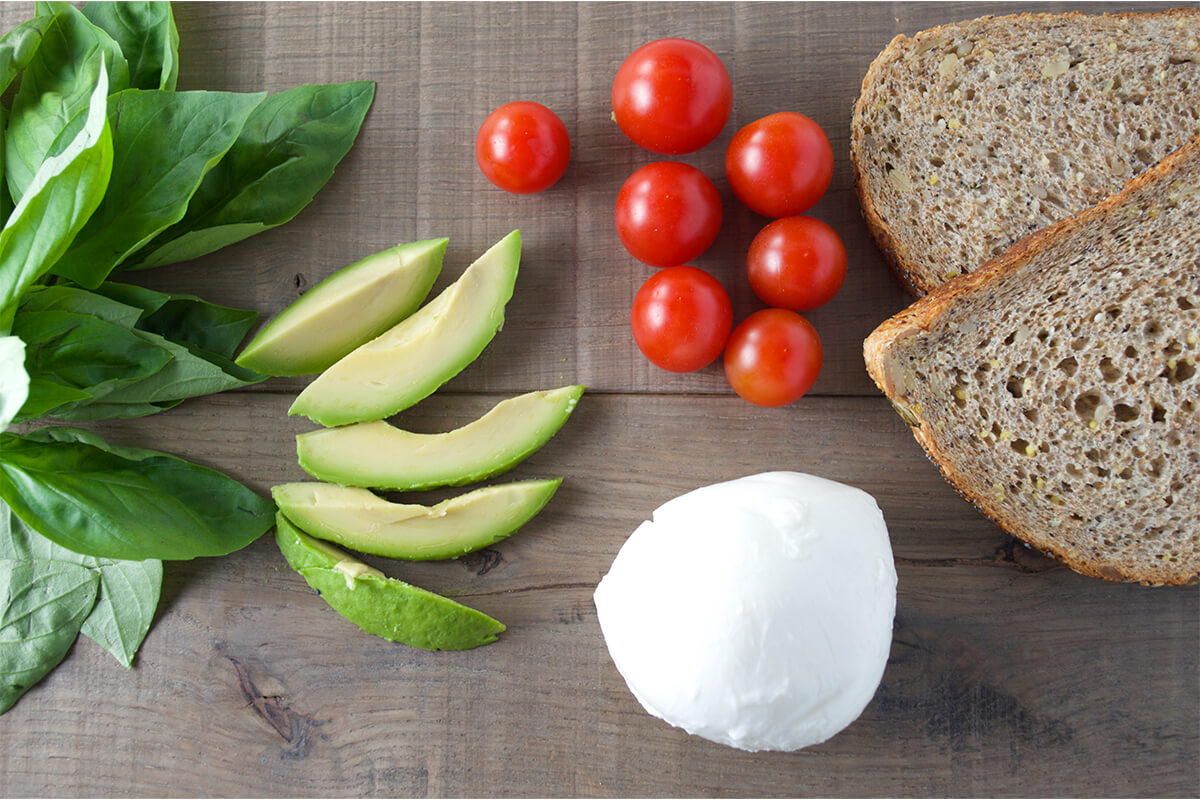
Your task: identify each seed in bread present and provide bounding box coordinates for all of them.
[863,135,1200,586]
[851,10,1200,296]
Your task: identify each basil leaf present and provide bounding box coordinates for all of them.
[78,557,161,668]
[12,284,261,420]
[0,559,98,713]
[0,427,275,560]
[127,81,375,269]
[0,56,112,332]
[94,281,258,359]
[0,500,161,669]
[51,89,265,287]
[5,7,128,202]
[0,107,9,226]
[81,1,179,91]
[95,329,265,405]
[47,398,181,422]
[0,15,55,222]
[0,15,54,96]
[11,309,172,420]
[18,283,143,327]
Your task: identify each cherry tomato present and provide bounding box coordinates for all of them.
[723,309,822,407]
[615,161,723,267]
[612,38,732,155]
[631,266,732,373]
[725,112,833,218]
[746,216,847,311]
[476,101,570,194]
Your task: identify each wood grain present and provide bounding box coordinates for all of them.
[0,2,1196,798]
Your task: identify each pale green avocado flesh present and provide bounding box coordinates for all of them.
[273,478,561,560]
[288,230,521,426]
[274,513,505,650]
[296,384,583,490]
[235,237,447,377]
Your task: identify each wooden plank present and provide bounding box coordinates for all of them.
[0,393,1196,797]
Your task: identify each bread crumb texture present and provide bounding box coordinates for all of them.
[852,11,1200,295]
[868,139,1200,585]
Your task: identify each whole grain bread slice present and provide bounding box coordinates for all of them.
[851,9,1200,296]
[864,135,1200,586]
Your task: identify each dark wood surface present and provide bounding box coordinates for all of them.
[1,3,1197,797]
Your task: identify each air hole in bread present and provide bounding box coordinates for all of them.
[1124,344,1138,358]
[1114,403,1139,422]
[1057,356,1079,376]
[1099,358,1122,381]
[1074,389,1104,420]
[1151,403,1167,423]
[1006,376,1025,397]
[1134,147,1155,165]
[1023,407,1039,423]
[1165,360,1196,382]
[1144,320,1162,338]
[1145,456,1165,478]
[1177,296,1195,310]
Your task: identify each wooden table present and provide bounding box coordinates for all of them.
[1,2,1196,797]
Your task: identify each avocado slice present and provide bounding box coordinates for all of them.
[296,384,583,490]
[288,230,521,426]
[273,478,561,561]
[235,237,447,377]
[274,513,505,650]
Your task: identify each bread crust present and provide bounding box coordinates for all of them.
[864,134,1200,586]
[850,8,1200,298]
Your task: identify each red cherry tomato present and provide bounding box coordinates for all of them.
[725,112,833,218]
[723,309,822,407]
[612,38,732,155]
[746,216,847,311]
[615,161,723,267]
[631,266,732,373]
[476,101,570,194]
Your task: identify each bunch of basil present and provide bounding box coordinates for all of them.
[0,1,374,713]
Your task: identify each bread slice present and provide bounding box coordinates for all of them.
[851,10,1200,296]
[864,134,1200,586]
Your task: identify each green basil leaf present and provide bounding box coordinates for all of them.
[0,499,161,669]
[51,89,265,287]
[78,557,161,668]
[0,559,98,713]
[0,15,54,96]
[0,427,274,560]
[82,0,179,91]
[94,281,258,359]
[11,309,172,419]
[46,398,181,422]
[0,56,112,332]
[5,7,128,202]
[127,81,375,269]
[18,283,143,327]
[15,380,90,420]
[95,328,265,405]
[0,107,9,226]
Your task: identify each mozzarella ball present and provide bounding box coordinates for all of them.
[593,471,897,752]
